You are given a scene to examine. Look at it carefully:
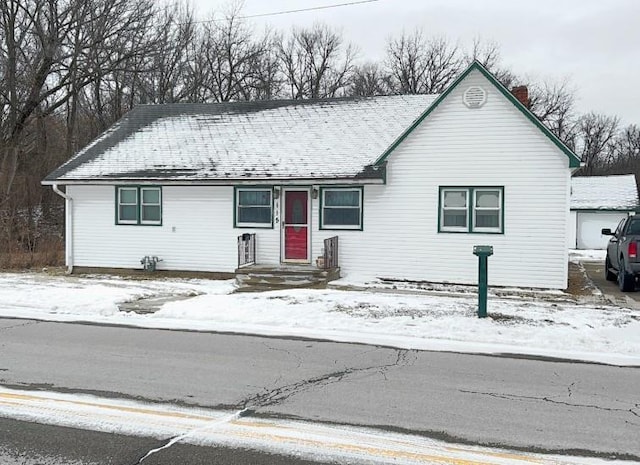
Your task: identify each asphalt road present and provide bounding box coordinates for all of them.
[0,417,326,465]
[0,317,639,462]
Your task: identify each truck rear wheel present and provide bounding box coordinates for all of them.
[618,257,635,292]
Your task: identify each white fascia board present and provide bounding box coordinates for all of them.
[41,178,384,186]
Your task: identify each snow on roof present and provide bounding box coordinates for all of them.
[571,174,639,210]
[45,95,437,183]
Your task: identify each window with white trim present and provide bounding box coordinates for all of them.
[321,187,362,230]
[441,189,469,231]
[235,188,273,227]
[116,186,162,225]
[117,187,138,224]
[473,189,501,231]
[140,187,162,224]
[439,187,503,233]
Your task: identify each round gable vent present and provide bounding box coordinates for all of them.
[463,86,487,109]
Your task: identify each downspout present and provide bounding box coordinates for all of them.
[52,184,73,274]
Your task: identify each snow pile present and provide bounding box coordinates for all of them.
[0,272,639,366]
[569,249,607,263]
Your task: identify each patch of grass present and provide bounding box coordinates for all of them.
[565,261,598,297]
[332,303,430,319]
[0,238,64,270]
[488,312,529,323]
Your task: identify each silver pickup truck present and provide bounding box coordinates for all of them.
[602,216,640,291]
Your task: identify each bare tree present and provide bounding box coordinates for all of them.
[464,37,501,70]
[606,125,640,174]
[462,36,518,88]
[277,23,356,99]
[135,2,201,104]
[349,62,389,97]
[0,0,158,257]
[238,35,282,100]
[385,30,462,94]
[575,113,620,175]
[527,79,577,145]
[81,0,161,130]
[199,5,268,102]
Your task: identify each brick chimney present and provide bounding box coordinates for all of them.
[511,85,530,108]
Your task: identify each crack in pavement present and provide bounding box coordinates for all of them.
[0,320,40,332]
[238,348,416,411]
[131,347,416,462]
[459,389,640,421]
[261,342,303,387]
[567,381,575,397]
[261,342,303,369]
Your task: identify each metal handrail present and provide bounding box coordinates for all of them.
[237,233,256,268]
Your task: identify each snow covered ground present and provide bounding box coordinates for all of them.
[1,261,639,366]
[569,249,607,263]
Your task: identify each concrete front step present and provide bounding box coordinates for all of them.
[234,265,340,292]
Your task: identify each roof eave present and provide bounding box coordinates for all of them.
[41,176,385,187]
[571,207,639,212]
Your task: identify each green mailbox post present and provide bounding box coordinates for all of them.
[473,245,494,318]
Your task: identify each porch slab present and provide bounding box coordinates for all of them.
[235,264,340,292]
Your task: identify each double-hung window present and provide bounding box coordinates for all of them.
[140,187,162,224]
[320,187,363,230]
[116,186,162,225]
[439,186,503,233]
[235,188,273,228]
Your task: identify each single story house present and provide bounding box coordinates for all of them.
[569,174,639,249]
[43,61,581,289]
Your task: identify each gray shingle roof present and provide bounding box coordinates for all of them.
[44,95,437,184]
[571,174,639,210]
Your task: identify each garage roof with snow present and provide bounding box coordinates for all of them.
[571,174,639,210]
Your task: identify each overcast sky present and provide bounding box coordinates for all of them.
[190,0,639,126]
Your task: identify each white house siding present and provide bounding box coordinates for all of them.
[313,70,571,289]
[67,71,571,288]
[68,185,282,272]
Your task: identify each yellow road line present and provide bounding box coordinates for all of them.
[228,429,511,465]
[0,389,582,465]
[231,418,293,429]
[445,446,545,463]
[0,391,213,421]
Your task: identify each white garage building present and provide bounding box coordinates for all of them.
[570,174,639,249]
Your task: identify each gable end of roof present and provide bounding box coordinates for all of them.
[373,61,581,168]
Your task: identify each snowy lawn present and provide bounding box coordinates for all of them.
[569,249,607,263]
[0,270,639,366]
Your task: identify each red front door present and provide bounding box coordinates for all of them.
[283,190,309,261]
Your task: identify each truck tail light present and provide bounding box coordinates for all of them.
[630,241,637,259]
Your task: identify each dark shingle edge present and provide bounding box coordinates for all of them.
[43,97,380,183]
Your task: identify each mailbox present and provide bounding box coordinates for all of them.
[473,245,494,257]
